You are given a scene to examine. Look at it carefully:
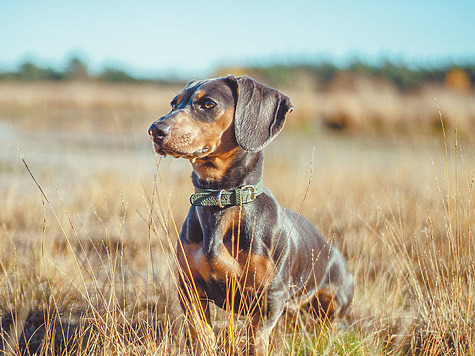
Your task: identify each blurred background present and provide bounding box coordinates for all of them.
[0,1,474,354]
[1,0,474,138]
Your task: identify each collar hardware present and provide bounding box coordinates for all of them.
[190,179,263,208]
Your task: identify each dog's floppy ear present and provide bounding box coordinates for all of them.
[229,75,293,152]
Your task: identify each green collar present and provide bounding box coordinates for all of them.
[190,179,264,208]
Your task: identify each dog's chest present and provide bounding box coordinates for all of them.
[178,206,275,293]
[178,240,274,291]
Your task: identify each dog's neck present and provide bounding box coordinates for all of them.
[191,149,264,190]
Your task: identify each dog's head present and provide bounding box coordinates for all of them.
[148,75,293,160]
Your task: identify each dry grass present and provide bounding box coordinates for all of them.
[0,81,474,354]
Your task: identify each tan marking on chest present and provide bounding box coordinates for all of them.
[178,244,274,291]
[177,242,211,281]
[178,208,275,290]
[209,244,243,280]
[236,252,275,289]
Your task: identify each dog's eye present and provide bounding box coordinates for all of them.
[202,100,216,109]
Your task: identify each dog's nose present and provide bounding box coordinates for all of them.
[148,121,171,140]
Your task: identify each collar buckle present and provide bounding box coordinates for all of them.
[240,185,256,202]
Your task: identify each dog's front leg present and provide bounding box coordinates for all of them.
[244,290,285,356]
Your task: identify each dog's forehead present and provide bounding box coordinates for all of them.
[181,78,234,103]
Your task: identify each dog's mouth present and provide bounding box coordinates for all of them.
[152,140,212,161]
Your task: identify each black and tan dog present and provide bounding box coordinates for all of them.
[148,75,354,355]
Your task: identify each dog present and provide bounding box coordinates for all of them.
[148,75,354,355]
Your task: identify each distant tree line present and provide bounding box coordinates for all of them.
[0,57,140,83]
[1,56,474,91]
[242,61,475,91]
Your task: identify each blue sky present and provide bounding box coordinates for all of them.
[1,0,474,78]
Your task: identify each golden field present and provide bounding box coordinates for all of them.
[0,79,474,355]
